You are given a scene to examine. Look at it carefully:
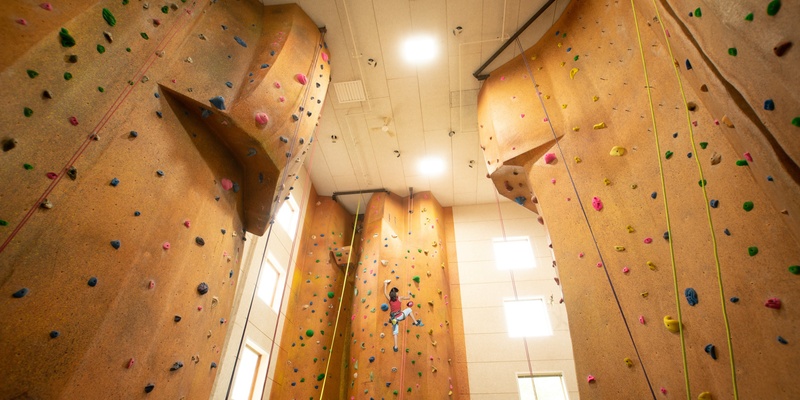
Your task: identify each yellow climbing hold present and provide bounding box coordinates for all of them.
[614,246,625,252]
[641,292,649,298]
[624,357,633,367]
[560,61,566,67]
[593,122,607,129]
[592,95,599,102]
[561,104,568,109]
[626,225,635,233]
[698,392,712,400]
[531,55,537,61]
[557,42,562,48]
[604,178,612,186]
[545,95,551,99]
[572,126,580,132]
[647,261,657,271]
[428,329,434,335]
[574,157,582,163]
[569,67,579,79]
[609,146,626,156]
[663,316,681,333]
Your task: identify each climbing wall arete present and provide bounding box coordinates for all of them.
[0,1,329,398]
[479,0,798,398]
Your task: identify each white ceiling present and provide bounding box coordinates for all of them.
[260,0,569,212]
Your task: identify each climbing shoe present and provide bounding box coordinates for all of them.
[414,320,423,327]
[393,346,398,352]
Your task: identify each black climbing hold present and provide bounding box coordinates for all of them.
[704,344,717,359]
[67,167,77,180]
[67,54,78,63]
[292,114,299,121]
[672,132,678,138]
[12,288,29,298]
[130,131,138,138]
[710,199,719,208]
[209,96,226,110]
[663,231,670,240]
[232,182,240,193]
[279,136,289,143]
[174,315,182,322]
[211,362,218,369]
[88,277,98,287]
[229,270,234,278]
[134,211,141,216]
[316,82,321,88]
[3,139,18,152]
[299,138,305,145]
[234,36,247,47]
[50,330,60,338]
[170,361,184,371]
[724,228,731,236]
[767,176,774,181]
[156,170,164,177]
[651,192,657,199]
[27,70,39,78]
[144,383,155,393]
[43,90,52,99]
[197,282,209,295]
[369,356,375,362]
[764,99,775,110]
[221,229,226,234]
[687,152,693,159]
[285,152,292,158]
[307,111,312,117]
[201,109,212,119]
[195,236,205,246]
[730,297,739,303]
[214,196,220,201]
[778,336,788,344]
[156,111,163,118]
[110,240,121,249]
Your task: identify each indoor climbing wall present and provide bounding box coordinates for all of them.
[0,1,328,398]
[344,191,460,399]
[269,194,356,400]
[478,0,798,399]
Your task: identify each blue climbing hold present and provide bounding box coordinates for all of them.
[381,303,389,312]
[225,81,233,88]
[50,331,60,338]
[724,228,731,236]
[685,288,698,306]
[209,96,226,110]
[234,36,247,47]
[154,92,160,99]
[110,178,120,186]
[704,344,717,359]
[764,99,775,110]
[232,182,240,193]
[110,240,121,249]
[369,356,375,362]
[767,176,774,181]
[12,288,29,298]
[201,108,212,119]
[156,111,163,118]
[514,196,526,205]
[88,277,98,286]
[156,170,164,177]
[730,297,739,303]
[685,59,692,70]
[134,211,141,216]
[651,192,657,199]
[710,199,719,208]
[778,336,788,344]
[261,63,269,69]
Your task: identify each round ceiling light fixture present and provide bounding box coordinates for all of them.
[401,35,437,65]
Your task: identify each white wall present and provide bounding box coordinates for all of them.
[451,201,579,400]
[210,168,312,400]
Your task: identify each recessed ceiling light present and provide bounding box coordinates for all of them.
[418,157,445,176]
[402,35,437,64]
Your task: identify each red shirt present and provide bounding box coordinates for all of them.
[389,298,401,314]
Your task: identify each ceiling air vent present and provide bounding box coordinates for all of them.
[334,80,367,103]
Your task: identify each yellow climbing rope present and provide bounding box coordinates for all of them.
[648,1,739,398]
[319,198,362,399]
[628,1,691,398]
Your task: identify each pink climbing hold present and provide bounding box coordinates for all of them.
[162,242,171,250]
[661,387,667,395]
[46,172,58,180]
[520,113,525,118]
[639,315,645,324]
[69,116,79,126]
[643,237,653,244]
[255,112,269,125]
[587,375,596,383]
[221,178,233,190]
[743,152,753,162]
[274,82,281,89]
[295,73,308,85]
[197,306,203,311]
[15,18,27,26]
[551,178,556,184]
[184,220,191,228]
[714,119,720,125]
[278,96,285,102]
[623,267,630,273]
[544,153,556,164]
[596,262,603,268]
[148,280,156,289]
[321,52,329,62]
[592,196,603,211]
[578,252,584,258]
[543,117,549,122]
[765,298,782,309]
[127,358,135,368]
[500,76,506,81]
[40,3,53,11]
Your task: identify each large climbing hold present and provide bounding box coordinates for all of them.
[102,8,116,26]
[592,197,603,211]
[663,316,681,333]
[544,153,556,164]
[767,0,781,16]
[698,392,712,400]
[685,288,698,306]
[609,146,626,156]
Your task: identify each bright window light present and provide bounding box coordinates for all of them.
[257,254,284,310]
[402,35,437,64]
[493,237,536,270]
[231,344,264,400]
[418,157,445,176]
[276,194,299,238]
[517,374,568,400]
[504,299,553,337]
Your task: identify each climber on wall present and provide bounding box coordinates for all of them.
[383,279,424,352]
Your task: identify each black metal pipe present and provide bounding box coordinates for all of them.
[473,0,557,81]
[331,188,388,201]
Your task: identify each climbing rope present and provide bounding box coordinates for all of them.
[514,38,658,399]
[628,1,691,397]
[647,1,739,398]
[319,197,361,399]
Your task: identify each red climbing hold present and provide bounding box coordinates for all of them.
[162,242,170,250]
[296,74,308,85]
[255,112,269,125]
[46,172,58,180]
[184,220,191,228]
[765,298,782,309]
[16,18,27,26]
[40,3,53,11]
[743,152,753,162]
[544,153,556,164]
[592,196,603,211]
[221,178,233,190]
[643,237,653,244]
[69,116,79,126]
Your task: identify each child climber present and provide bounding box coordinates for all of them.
[383,279,424,352]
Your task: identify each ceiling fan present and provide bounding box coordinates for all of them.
[369,117,395,137]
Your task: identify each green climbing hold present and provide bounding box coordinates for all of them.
[59,28,76,47]
[327,292,334,298]
[574,55,579,61]
[161,6,169,13]
[412,276,420,283]
[736,159,749,166]
[122,0,129,4]
[102,8,116,27]
[27,70,38,78]
[767,0,781,16]
[316,373,325,381]
[665,151,674,159]
[126,47,131,52]
[0,220,8,226]
[694,8,702,17]
[728,48,738,56]
[743,201,754,211]
[23,107,33,117]
[748,246,758,256]
[698,179,707,187]
[313,357,318,363]
[23,163,34,170]
[305,329,314,337]
[97,44,105,54]
[792,117,800,127]
[140,32,149,40]
[64,72,72,80]
[98,87,104,92]
[788,265,800,275]
[699,142,708,149]
[745,13,754,21]
[335,252,342,257]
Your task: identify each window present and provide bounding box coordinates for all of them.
[231,343,268,400]
[517,374,569,400]
[493,237,536,270]
[503,299,552,337]
[257,254,283,310]
[275,194,299,238]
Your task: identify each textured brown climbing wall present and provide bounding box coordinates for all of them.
[478,0,799,399]
[0,1,328,398]
[269,195,356,400]
[344,191,460,399]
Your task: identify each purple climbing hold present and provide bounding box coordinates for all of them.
[209,96,226,110]
[197,282,209,295]
[110,240,121,249]
[234,36,247,47]
[12,288,29,298]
